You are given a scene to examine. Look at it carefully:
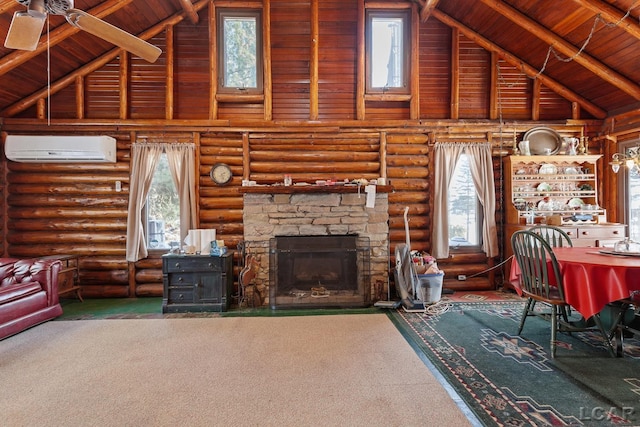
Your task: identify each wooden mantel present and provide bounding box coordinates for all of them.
[239,184,394,194]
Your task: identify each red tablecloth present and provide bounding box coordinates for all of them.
[509,247,640,319]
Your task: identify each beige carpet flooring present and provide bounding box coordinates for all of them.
[1,314,473,427]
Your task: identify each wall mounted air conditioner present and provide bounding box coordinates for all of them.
[4,135,117,163]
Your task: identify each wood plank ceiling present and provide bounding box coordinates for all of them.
[0,0,638,118]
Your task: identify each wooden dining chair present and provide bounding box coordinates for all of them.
[511,230,615,357]
[529,225,573,247]
[511,230,569,357]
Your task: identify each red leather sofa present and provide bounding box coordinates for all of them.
[0,258,63,340]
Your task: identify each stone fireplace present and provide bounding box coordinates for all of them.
[269,234,370,309]
[241,185,390,308]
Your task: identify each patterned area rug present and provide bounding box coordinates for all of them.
[388,300,640,426]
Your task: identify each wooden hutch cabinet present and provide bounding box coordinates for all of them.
[503,155,626,258]
[162,253,233,313]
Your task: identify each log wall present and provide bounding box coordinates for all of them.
[2,0,638,299]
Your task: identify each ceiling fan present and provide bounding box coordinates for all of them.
[4,0,162,63]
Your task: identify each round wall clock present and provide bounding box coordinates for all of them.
[210,163,233,185]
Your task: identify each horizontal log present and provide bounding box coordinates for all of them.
[7,195,128,208]
[80,257,129,270]
[79,269,129,285]
[438,264,490,276]
[388,192,430,204]
[443,277,493,291]
[8,174,129,184]
[249,144,380,152]
[135,269,163,283]
[386,134,429,144]
[8,207,127,219]
[387,156,430,167]
[135,283,163,297]
[385,179,429,191]
[248,162,380,173]
[133,258,162,269]
[387,166,429,179]
[439,251,490,263]
[200,207,243,223]
[8,184,127,195]
[385,145,430,155]
[10,219,126,231]
[8,246,125,257]
[198,198,244,210]
[8,231,125,244]
[7,163,129,173]
[249,151,380,162]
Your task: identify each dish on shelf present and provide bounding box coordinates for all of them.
[514,198,526,210]
[536,182,552,192]
[538,163,558,174]
[568,197,585,208]
[579,183,594,191]
[537,199,553,211]
[523,127,563,155]
[564,167,580,174]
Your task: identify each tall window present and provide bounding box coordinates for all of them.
[365,10,410,94]
[146,154,179,250]
[448,154,482,247]
[217,9,262,94]
[620,143,640,241]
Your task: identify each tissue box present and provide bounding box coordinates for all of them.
[184,229,216,254]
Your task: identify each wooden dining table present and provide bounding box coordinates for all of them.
[510,246,640,319]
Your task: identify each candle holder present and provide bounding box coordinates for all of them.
[578,136,587,155]
[512,131,520,155]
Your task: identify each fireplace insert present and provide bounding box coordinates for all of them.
[269,235,370,309]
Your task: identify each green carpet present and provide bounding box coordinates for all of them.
[388,301,640,426]
[58,297,381,319]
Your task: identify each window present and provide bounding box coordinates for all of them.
[448,154,482,247]
[217,9,262,94]
[146,154,180,250]
[365,10,410,94]
[620,143,640,241]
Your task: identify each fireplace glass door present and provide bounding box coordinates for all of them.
[269,235,370,309]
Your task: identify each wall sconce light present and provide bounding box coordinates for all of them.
[610,151,640,173]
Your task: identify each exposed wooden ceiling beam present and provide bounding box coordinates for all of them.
[479,0,640,100]
[1,0,211,117]
[175,0,199,24]
[432,9,607,118]
[0,0,134,78]
[572,0,640,40]
[0,1,20,15]
[412,0,441,22]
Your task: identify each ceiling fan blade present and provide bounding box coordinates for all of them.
[4,10,46,51]
[65,9,162,63]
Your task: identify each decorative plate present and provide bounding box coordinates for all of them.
[579,184,594,191]
[565,167,579,174]
[538,163,558,174]
[568,197,585,208]
[536,182,551,192]
[523,127,563,155]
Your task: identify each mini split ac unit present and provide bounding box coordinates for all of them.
[4,135,116,163]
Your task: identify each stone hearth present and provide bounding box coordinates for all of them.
[241,185,390,307]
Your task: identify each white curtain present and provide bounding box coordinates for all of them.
[126,142,197,262]
[165,143,198,244]
[431,142,499,259]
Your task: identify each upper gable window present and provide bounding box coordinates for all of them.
[217,9,263,94]
[366,10,410,94]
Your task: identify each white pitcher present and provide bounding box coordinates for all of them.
[564,137,579,156]
[518,140,531,156]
